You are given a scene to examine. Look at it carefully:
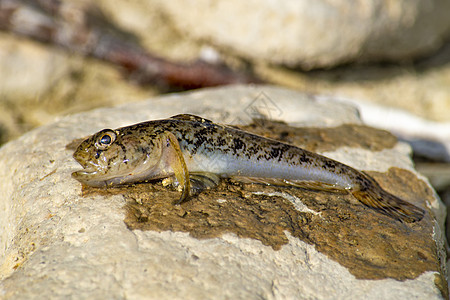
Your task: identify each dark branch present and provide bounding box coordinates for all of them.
[0,0,264,90]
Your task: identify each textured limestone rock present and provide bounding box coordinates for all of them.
[0,86,446,299]
[152,0,450,68]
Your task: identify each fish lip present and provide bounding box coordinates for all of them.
[73,167,96,175]
[73,154,101,172]
[71,166,99,180]
[72,157,101,178]
[73,155,89,169]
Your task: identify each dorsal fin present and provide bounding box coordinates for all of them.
[169,114,213,124]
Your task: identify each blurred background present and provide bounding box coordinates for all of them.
[1,0,450,226]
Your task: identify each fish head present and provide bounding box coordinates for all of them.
[72,128,163,187]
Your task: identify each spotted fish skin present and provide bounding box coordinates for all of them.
[72,114,425,223]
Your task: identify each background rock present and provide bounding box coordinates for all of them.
[152,0,450,68]
[1,0,450,152]
[0,86,446,299]
[0,32,155,144]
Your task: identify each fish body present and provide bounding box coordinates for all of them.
[73,114,424,223]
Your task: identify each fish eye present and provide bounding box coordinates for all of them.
[95,129,117,150]
[100,134,112,145]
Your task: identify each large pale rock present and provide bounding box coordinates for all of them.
[0,86,447,299]
[152,0,450,68]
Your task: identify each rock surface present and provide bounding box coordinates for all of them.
[0,86,446,299]
[152,0,450,68]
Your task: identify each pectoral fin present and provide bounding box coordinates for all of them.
[190,172,221,192]
[163,131,191,204]
[163,172,220,196]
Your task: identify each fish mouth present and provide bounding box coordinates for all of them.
[73,154,90,169]
[73,150,103,171]
[72,159,131,186]
[71,166,100,183]
[71,167,113,187]
[72,156,103,180]
[72,167,97,176]
[72,167,131,187]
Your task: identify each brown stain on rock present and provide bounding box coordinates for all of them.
[79,121,444,291]
[239,119,398,153]
[117,168,438,280]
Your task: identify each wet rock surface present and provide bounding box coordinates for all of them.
[240,120,399,153]
[122,168,438,281]
[0,86,446,299]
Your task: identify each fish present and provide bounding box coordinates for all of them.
[72,114,425,223]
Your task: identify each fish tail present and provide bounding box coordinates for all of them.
[351,183,425,223]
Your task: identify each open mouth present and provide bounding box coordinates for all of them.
[73,154,88,168]
[73,167,97,176]
[71,166,101,182]
[72,156,101,177]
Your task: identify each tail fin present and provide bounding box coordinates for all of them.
[352,187,425,223]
